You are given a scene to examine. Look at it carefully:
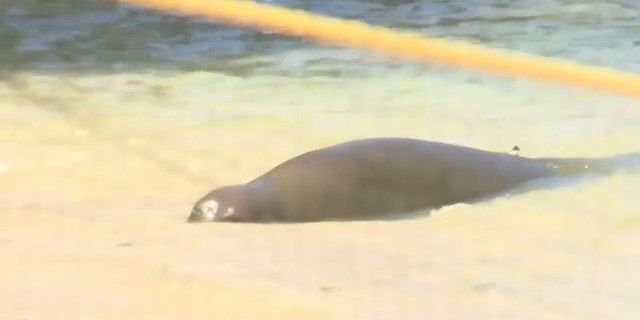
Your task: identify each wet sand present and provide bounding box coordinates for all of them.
[1,72,640,319]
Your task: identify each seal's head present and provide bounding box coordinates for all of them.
[187,182,283,223]
[188,185,249,223]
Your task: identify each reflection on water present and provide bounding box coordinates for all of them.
[1,0,639,76]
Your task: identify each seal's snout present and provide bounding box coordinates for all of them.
[187,199,220,223]
[187,198,239,223]
[187,207,205,223]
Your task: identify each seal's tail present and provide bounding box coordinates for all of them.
[537,153,640,177]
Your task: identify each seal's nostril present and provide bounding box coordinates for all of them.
[187,208,203,223]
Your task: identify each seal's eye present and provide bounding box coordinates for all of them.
[222,207,235,218]
[200,200,219,220]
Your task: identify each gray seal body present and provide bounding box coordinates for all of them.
[188,137,578,223]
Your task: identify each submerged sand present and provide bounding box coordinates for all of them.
[1,71,640,319]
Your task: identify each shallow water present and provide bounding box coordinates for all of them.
[1,0,640,319]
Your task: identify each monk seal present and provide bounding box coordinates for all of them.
[187,137,639,223]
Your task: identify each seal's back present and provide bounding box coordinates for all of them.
[251,137,555,221]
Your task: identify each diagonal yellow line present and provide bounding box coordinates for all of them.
[116,0,640,99]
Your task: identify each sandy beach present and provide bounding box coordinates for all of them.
[2,70,640,319]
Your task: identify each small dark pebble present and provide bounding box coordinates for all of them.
[471,282,513,294]
[509,145,521,156]
[472,282,497,291]
[115,242,134,247]
[318,285,340,293]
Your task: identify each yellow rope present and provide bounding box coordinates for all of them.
[118,0,640,98]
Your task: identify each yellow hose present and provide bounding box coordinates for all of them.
[118,0,640,98]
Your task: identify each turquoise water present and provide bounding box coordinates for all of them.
[2,0,640,75]
[2,0,639,149]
